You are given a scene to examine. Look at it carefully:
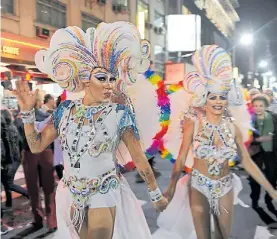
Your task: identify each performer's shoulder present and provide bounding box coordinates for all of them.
[114,103,128,112]
[53,100,72,118]
[59,100,72,108]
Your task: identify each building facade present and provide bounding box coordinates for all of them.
[1,0,137,98]
[135,0,168,75]
[1,0,134,66]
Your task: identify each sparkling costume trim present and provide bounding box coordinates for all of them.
[116,104,140,140]
[62,168,120,231]
[193,117,237,176]
[51,100,139,232]
[191,169,233,215]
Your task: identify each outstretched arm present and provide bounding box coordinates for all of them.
[122,128,168,211]
[165,118,194,200]
[235,124,277,198]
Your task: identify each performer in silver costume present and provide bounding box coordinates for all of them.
[155,45,277,239]
[14,22,168,239]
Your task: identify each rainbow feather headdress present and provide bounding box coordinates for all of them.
[35,21,150,92]
[183,45,244,108]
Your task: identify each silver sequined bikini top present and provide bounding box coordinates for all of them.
[192,117,237,162]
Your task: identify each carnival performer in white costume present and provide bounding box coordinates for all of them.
[13,21,168,239]
[155,45,277,239]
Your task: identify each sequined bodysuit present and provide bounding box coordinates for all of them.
[191,117,237,214]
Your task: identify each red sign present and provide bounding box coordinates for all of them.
[164,63,185,84]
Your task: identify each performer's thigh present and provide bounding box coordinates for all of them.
[189,186,211,239]
[214,189,234,239]
[70,207,88,239]
[87,207,116,239]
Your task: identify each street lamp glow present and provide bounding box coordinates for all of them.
[240,33,253,45]
[259,60,268,68]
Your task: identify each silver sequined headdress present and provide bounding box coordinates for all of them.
[183,45,244,107]
[35,21,151,92]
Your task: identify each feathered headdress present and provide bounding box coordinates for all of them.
[183,45,243,107]
[35,22,150,92]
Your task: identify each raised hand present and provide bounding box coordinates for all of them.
[13,80,39,111]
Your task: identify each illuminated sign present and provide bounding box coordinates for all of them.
[167,15,201,52]
[1,45,20,55]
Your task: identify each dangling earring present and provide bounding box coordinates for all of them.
[224,107,230,118]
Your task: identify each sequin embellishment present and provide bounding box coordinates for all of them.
[116,104,140,140]
[193,117,236,176]
[62,169,120,231]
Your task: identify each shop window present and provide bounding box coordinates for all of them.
[154,11,165,28]
[1,0,14,14]
[137,0,149,39]
[154,45,165,63]
[81,13,101,31]
[36,0,66,28]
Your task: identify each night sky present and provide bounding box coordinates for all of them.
[234,0,277,76]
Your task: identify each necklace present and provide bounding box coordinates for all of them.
[60,101,114,169]
[75,99,109,119]
[199,117,235,176]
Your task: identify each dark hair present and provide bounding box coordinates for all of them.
[251,94,270,107]
[56,96,61,107]
[1,109,12,125]
[1,113,7,128]
[44,94,54,104]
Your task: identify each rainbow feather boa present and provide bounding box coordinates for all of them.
[143,69,182,163]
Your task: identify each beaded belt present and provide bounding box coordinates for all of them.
[62,168,120,210]
[62,168,120,231]
[191,169,233,215]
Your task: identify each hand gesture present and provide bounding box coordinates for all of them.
[13,80,39,111]
[152,196,168,212]
[163,187,175,202]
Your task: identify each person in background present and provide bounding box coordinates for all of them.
[41,94,55,114]
[1,209,13,235]
[249,94,277,214]
[14,94,57,232]
[1,114,13,210]
[1,115,14,235]
[248,88,260,101]
[264,88,277,114]
[54,95,64,179]
[1,109,29,207]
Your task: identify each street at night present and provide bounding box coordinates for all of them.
[1,0,277,238]
[2,159,277,239]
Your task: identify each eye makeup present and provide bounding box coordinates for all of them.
[93,72,117,83]
[207,95,227,101]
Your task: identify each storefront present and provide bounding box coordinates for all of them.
[1,32,63,108]
[1,31,48,64]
